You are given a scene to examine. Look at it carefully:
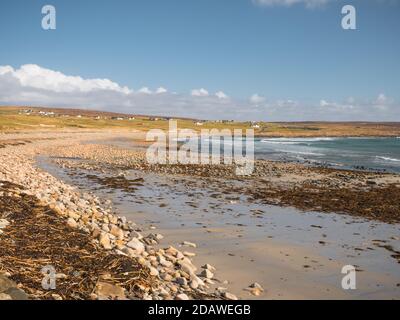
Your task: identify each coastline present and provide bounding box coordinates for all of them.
[1,129,400,300]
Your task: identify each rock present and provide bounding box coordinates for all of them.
[223,292,238,300]
[176,293,189,300]
[202,263,216,272]
[109,215,118,225]
[99,233,112,250]
[0,275,29,300]
[95,282,126,300]
[165,246,178,255]
[67,217,78,229]
[246,287,263,296]
[200,269,214,279]
[178,258,197,275]
[176,251,185,260]
[51,294,63,300]
[175,277,188,286]
[181,241,197,248]
[249,282,263,290]
[126,238,145,254]
[245,282,264,296]
[110,225,124,240]
[158,287,170,298]
[68,211,80,220]
[129,231,143,239]
[114,239,125,250]
[119,216,127,225]
[190,276,204,289]
[0,219,10,229]
[158,256,173,268]
[161,273,173,281]
[122,247,137,258]
[90,293,98,300]
[91,226,101,237]
[183,251,196,257]
[155,233,164,241]
[149,267,159,277]
[0,293,12,300]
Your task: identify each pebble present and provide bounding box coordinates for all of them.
[176,293,190,300]
[176,277,188,286]
[0,219,10,229]
[126,238,145,254]
[149,267,159,277]
[182,241,197,248]
[200,269,214,279]
[183,251,196,257]
[202,263,216,272]
[244,282,264,296]
[67,216,80,228]
[223,292,238,300]
[110,225,124,240]
[0,293,12,300]
[99,233,112,250]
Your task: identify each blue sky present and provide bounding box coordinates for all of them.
[0,0,399,120]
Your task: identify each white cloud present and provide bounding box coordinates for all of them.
[0,66,14,75]
[191,88,209,97]
[250,94,266,104]
[0,64,398,121]
[138,87,152,94]
[156,87,168,94]
[252,0,330,8]
[320,99,331,107]
[215,91,229,99]
[0,64,132,94]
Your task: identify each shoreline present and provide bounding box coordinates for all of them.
[39,132,400,299]
[50,133,400,224]
[1,130,400,300]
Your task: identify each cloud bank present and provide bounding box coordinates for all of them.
[0,64,398,121]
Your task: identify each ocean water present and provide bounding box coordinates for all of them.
[177,136,400,173]
[255,137,400,173]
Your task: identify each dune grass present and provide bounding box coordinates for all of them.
[1,106,400,137]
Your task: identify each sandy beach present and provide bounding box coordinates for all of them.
[1,129,399,300]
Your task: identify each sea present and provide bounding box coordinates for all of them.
[255,137,400,173]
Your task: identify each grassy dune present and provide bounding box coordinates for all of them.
[1,106,400,137]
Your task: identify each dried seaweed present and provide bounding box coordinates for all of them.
[0,180,155,300]
[249,182,400,224]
